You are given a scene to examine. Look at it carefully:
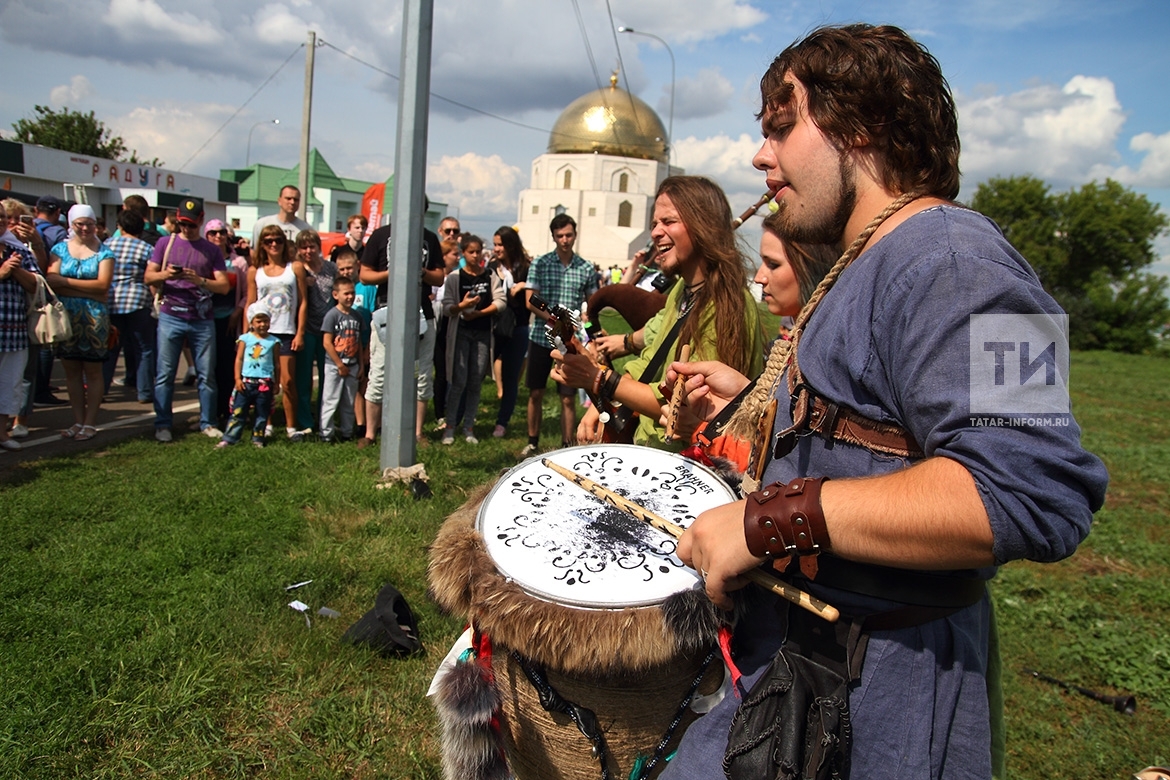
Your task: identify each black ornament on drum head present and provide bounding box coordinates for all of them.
[480,445,737,609]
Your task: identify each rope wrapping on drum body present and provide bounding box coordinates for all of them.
[510,647,718,780]
[511,650,613,780]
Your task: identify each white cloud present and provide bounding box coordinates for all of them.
[251,3,317,47]
[614,0,767,44]
[1108,131,1170,189]
[105,0,223,45]
[958,74,1170,198]
[49,76,93,107]
[112,103,239,170]
[427,153,523,223]
[958,75,1126,190]
[673,132,763,194]
[668,68,735,121]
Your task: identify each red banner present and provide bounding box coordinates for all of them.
[361,181,387,238]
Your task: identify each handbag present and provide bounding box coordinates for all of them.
[151,235,176,318]
[493,304,516,339]
[27,274,73,345]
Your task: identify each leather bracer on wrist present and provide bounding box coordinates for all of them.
[744,477,831,579]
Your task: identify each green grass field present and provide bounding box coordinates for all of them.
[0,350,1166,778]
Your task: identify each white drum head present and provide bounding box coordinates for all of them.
[477,444,736,609]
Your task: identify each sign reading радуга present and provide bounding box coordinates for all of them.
[969,313,1070,422]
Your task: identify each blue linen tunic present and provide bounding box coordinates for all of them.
[662,206,1109,780]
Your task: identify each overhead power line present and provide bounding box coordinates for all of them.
[318,39,662,154]
[178,44,304,172]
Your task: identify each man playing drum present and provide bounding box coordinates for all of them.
[662,24,1109,780]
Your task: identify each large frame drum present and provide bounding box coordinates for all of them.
[429,445,735,779]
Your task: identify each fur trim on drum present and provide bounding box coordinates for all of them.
[428,486,725,676]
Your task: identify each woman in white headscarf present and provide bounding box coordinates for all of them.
[45,204,114,441]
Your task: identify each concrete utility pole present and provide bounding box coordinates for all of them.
[297,30,316,222]
[380,0,434,471]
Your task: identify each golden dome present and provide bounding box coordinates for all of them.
[548,75,668,163]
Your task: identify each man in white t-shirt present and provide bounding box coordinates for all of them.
[251,185,312,243]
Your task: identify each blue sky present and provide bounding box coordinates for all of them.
[1,0,1167,274]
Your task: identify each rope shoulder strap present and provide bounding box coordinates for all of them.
[726,193,924,468]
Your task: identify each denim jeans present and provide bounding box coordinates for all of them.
[154,312,216,430]
[445,326,491,433]
[103,307,157,402]
[223,378,274,444]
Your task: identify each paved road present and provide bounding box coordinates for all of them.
[2,360,203,468]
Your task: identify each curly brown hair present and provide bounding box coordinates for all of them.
[759,24,960,200]
[655,176,755,375]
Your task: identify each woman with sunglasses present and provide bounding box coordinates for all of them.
[44,205,114,441]
[246,224,308,440]
[204,219,249,427]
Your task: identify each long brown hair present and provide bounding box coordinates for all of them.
[760,211,839,306]
[252,225,293,268]
[655,176,754,375]
[493,225,529,279]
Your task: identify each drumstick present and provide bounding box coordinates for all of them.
[663,343,691,441]
[541,458,840,623]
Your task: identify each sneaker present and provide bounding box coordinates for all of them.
[519,443,538,458]
[202,426,223,438]
[252,439,266,449]
[9,424,29,439]
[155,428,173,442]
[111,377,126,387]
[441,429,455,445]
[492,424,506,438]
[288,430,305,443]
[0,438,21,451]
[34,395,69,407]
[265,425,274,438]
[464,433,479,445]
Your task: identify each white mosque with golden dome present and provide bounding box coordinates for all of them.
[516,72,682,265]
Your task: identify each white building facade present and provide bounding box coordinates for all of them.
[516,76,681,267]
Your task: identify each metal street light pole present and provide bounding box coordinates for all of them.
[245,119,279,167]
[618,26,674,168]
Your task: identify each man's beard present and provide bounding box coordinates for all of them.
[773,152,855,246]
